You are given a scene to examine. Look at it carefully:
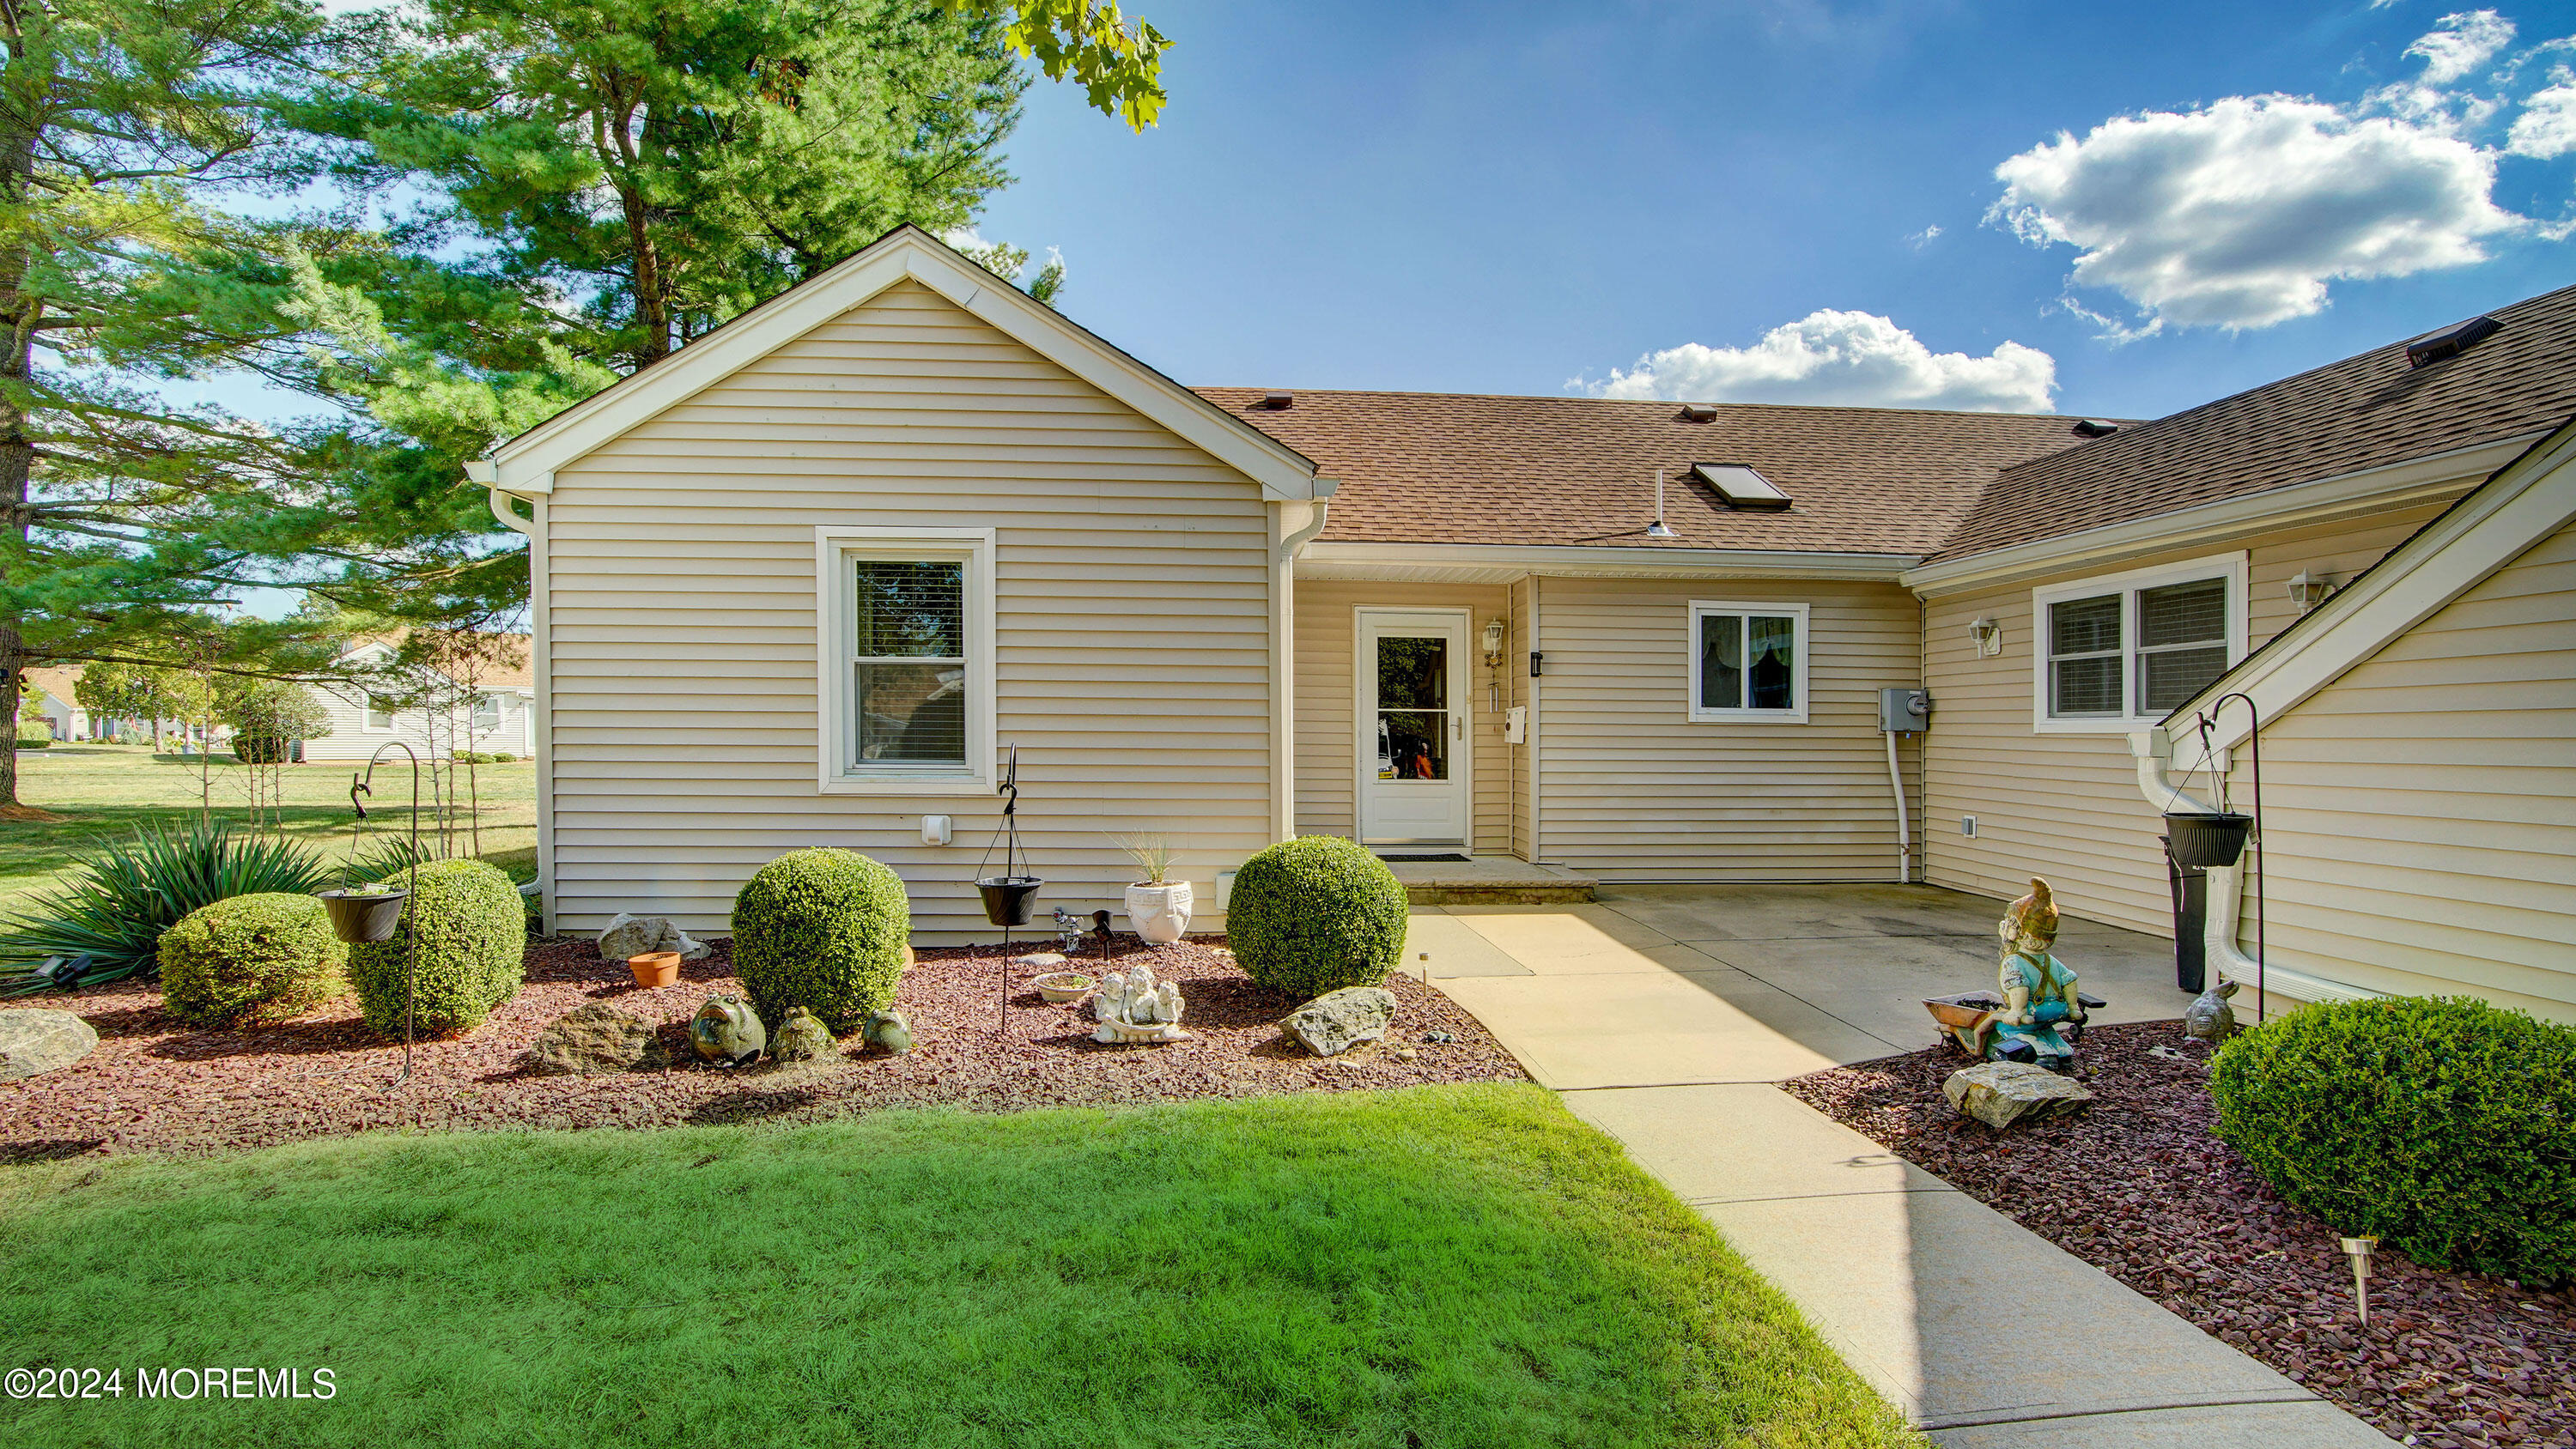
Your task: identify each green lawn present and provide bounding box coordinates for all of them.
[0,745,535,910]
[0,1085,1917,1449]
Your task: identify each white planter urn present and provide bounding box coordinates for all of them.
[1123,881,1194,945]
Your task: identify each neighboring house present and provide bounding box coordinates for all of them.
[19,665,90,741]
[305,638,537,762]
[471,226,2573,1025]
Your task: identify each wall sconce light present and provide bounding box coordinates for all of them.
[2287,570,2336,613]
[1967,617,2003,658]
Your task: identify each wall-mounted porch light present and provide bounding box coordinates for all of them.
[1966,617,2003,658]
[2286,569,2336,613]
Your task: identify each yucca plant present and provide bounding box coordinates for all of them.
[0,820,333,995]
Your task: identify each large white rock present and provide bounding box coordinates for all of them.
[0,1009,99,1081]
[598,912,709,962]
[1283,986,1397,1058]
[1943,1060,2093,1130]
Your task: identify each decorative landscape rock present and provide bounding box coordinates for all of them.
[1283,985,1397,1057]
[768,1006,836,1064]
[1944,1060,2093,1130]
[1091,961,1188,1044]
[1012,951,1067,972]
[598,912,709,963]
[862,1009,914,1055]
[527,1002,663,1076]
[0,1009,98,1081]
[689,993,767,1064]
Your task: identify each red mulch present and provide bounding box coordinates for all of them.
[2,936,1523,1160]
[1783,1021,2576,1449]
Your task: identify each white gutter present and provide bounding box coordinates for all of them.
[1301,541,1911,580]
[1902,433,2537,597]
[1275,498,1333,562]
[2127,730,2380,1015]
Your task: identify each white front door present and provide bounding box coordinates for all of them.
[1356,609,1471,847]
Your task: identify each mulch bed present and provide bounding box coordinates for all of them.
[1784,1021,2575,1449]
[3,936,1523,1161]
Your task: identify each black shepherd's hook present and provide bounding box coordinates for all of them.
[2191,692,2264,1026]
[352,743,423,1089]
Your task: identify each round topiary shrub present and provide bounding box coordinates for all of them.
[2210,995,2576,1284]
[730,848,910,1034]
[348,858,527,1039]
[1225,835,1407,999]
[158,893,349,1027]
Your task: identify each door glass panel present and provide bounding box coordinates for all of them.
[1376,711,1449,780]
[1374,634,1450,781]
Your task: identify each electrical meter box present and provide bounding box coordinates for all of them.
[1880,687,1932,733]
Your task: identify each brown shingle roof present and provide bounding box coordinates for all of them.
[1924,282,2576,565]
[1197,390,2093,555]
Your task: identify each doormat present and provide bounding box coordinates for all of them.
[1377,853,1471,864]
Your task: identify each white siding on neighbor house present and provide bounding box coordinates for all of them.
[542,279,1276,942]
[2227,518,2576,1023]
[1918,503,2458,936]
[1530,575,1924,881]
[1291,579,1513,855]
[304,683,534,761]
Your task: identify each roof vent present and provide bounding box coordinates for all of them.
[1258,391,1294,409]
[1677,403,1717,423]
[2071,418,2122,439]
[2405,315,2500,369]
[1691,463,1792,511]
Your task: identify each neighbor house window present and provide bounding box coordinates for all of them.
[2032,553,2245,731]
[472,695,501,730]
[814,526,995,793]
[1688,601,1810,724]
[365,695,395,730]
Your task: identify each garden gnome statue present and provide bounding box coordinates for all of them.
[1990,878,2085,1070]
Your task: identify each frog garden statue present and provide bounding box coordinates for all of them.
[689,992,768,1064]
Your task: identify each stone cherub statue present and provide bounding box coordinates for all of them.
[1091,960,1188,1044]
[1989,877,2086,1070]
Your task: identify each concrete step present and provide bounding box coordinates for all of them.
[1381,856,1597,906]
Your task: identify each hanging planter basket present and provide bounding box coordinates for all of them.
[2164,812,2253,870]
[317,888,409,944]
[977,876,1042,928]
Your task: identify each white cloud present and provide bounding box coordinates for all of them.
[1905,224,1943,248]
[2405,9,2514,84]
[1587,310,2057,414]
[1991,94,2516,330]
[2508,64,2576,155]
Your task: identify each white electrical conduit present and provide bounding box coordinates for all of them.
[2128,736,2379,1014]
[1885,731,1911,884]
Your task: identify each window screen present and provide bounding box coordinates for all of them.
[851,560,967,766]
[2136,578,2228,712]
[2048,594,2123,717]
[1696,610,1799,713]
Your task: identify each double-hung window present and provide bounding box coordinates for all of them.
[1688,600,1810,724]
[2032,553,2245,731]
[816,526,995,791]
[472,695,501,731]
[365,695,396,731]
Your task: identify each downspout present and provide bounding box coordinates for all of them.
[1884,731,1911,884]
[2127,731,2379,1012]
[1271,497,1332,846]
[484,479,553,935]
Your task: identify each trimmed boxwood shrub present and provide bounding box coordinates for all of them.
[1226,835,1407,999]
[2211,996,2576,1284]
[158,893,348,1027]
[349,858,526,1039]
[730,848,910,1034]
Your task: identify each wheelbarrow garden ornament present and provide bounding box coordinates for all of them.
[1923,877,2104,1073]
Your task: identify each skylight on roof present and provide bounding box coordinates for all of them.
[1692,463,1792,511]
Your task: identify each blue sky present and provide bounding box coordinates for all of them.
[969,0,2576,421]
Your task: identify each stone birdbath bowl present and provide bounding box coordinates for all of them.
[1031,971,1095,1004]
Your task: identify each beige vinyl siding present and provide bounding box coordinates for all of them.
[1510,576,1534,860]
[1919,502,2457,936]
[2227,518,2576,1022]
[542,279,1274,942]
[1533,576,1922,880]
[1292,579,1511,854]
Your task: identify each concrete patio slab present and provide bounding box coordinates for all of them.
[1433,969,1881,1088]
[1396,909,1530,978]
[1422,882,2395,1448]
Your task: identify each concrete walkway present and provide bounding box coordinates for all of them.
[1408,884,2395,1448]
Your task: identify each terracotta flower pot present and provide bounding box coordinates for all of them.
[629,951,682,988]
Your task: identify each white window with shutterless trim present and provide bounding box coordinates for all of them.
[1687,600,1810,724]
[2031,551,2247,732]
[814,525,996,793]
